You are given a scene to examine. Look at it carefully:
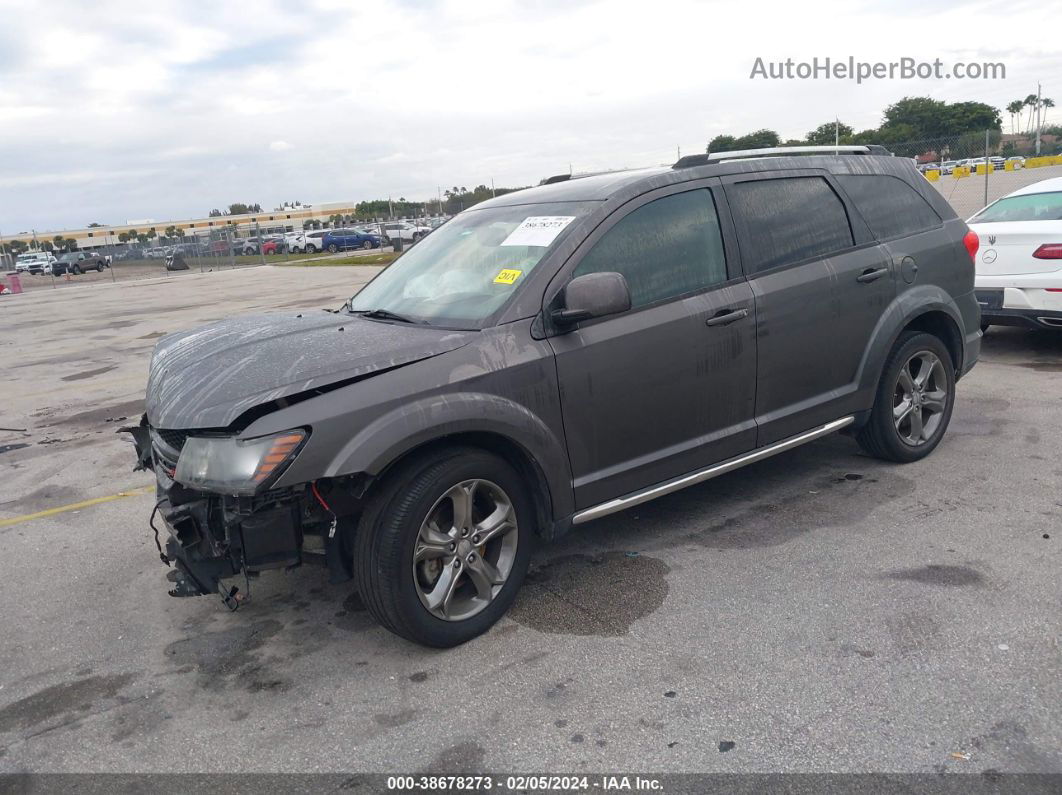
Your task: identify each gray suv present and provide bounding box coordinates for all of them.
[128,145,981,647]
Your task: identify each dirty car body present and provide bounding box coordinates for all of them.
[129,147,980,646]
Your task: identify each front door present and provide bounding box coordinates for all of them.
[547,185,758,510]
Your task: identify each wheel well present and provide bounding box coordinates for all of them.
[901,311,963,374]
[368,432,555,538]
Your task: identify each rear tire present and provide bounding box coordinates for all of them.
[857,331,956,463]
[306,245,317,253]
[328,244,338,253]
[353,447,535,648]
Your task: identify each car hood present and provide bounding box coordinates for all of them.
[145,312,476,429]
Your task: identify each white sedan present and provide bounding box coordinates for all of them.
[968,176,1062,331]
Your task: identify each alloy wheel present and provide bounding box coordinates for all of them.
[413,478,519,621]
[893,350,948,445]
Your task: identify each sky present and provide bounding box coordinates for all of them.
[1,0,1059,233]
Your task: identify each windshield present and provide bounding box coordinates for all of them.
[348,201,595,327]
[971,191,1062,223]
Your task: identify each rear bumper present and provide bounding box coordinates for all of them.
[976,289,1062,330]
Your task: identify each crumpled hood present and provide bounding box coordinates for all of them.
[145,311,475,429]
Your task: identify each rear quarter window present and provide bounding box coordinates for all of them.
[727,176,854,274]
[836,174,942,240]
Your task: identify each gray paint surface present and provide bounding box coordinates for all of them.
[146,313,475,429]
[140,153,981,531]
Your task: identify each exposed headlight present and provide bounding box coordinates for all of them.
[174,430,306,494]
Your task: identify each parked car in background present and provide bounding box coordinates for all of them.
[293,230,327,253]
[115,247,145,261]
[14,252,57,274]
[322,229,382,252]
[284,232,308,253]
[52,251,108,274]
[127,145,980,647]
[968,176,1062,332]
[1005,156,1025,169]
[262,237,286,255]
[144,247,169,259]
[940,160,959,175]
[381,221,432,245]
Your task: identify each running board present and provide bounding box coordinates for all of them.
[571,416,855,524]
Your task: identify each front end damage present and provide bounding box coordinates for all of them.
[124,418,358,609]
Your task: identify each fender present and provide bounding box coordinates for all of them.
[310,391,573,522]
[855,283,966,395]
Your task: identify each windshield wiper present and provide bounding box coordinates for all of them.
[350,308,425,324]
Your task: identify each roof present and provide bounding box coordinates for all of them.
[472,167,670,207]
[1008,177,1062,197]
[471,152,922,212]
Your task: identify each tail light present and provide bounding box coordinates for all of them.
[1032,244,1062,260]
[962,230,979,263]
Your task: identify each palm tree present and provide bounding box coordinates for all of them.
[1006,100,1024,135]
[1038,98,1055,135]
[1023,94,1039,134]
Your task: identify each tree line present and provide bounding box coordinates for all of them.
[707,95,1058,159]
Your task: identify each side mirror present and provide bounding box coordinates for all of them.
[551,272,631,326]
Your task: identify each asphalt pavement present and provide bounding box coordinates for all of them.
[0,266,1059,776]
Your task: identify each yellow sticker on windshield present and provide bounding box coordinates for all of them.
[494,269,523,285]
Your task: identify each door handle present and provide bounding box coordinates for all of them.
[705,307,749,327]
[857,267,888,283]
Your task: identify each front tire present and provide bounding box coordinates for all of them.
[857,331,956,463]
[362,240,372,250]
[354,447,534,647]
[71,265,81,275]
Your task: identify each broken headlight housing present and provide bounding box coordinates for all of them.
[174,430,307,495]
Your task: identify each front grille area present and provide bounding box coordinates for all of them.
[150,428,187,471]
[155,428,190,452]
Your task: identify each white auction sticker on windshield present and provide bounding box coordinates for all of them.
[500,216,576,247]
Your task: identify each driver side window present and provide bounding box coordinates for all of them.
[573,188,728,308]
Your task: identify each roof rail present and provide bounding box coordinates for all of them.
[673,145,891,169]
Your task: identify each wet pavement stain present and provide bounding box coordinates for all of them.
[61,366,116,382]
[508,551,669,636]
[373,709,417,728]
[162,619,282,691]
[49,400,145,429]
[333,591,376,632]
[421,741,486,773]
[885,564,986,588]
[1020,361,1062,372]
[0,673,136,735]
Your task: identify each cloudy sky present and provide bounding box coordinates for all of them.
[1,0,1058,233]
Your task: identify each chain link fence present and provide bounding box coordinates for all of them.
[889,130,1062,219]
[4,130,1061,295]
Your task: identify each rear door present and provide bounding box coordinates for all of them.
[722,171,893,445]
[546,181,757,509]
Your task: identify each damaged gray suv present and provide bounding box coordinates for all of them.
[129,145,981,647]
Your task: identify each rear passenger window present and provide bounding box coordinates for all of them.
[728,177,854,274]
[574,189,728,308]
[836,174,942,239]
